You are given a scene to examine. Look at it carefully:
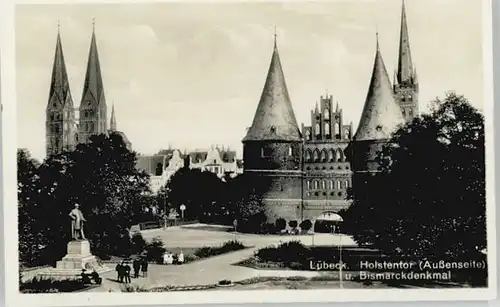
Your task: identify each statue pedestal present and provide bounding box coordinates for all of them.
[41,240,111,279]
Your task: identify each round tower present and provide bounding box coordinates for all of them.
[347,35,405,182]
[242,36,303,223]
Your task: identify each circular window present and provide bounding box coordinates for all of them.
[337,192,342,197]
[330,192,335,196]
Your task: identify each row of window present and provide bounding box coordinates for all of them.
[305,148,345,162]
[306,179,350,190]
[401,108,414,117]
[305,191,344,198]
[305,165,349,171]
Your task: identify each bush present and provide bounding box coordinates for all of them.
[218,279,232,285]
[261,222,276,234]
[130,233,147,255]
[299,220,313,232]
[289,220,298,229]
[275,218,286,231]
[194,240,245,258]
[20,277,87,293]
[255,241,310,265]
[146,237,166,263]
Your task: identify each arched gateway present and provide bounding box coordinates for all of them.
[313,211,343,233]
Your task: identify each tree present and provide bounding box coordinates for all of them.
[18,149,46,265]
[299,220,312,232]
[34,133,151,263]
[275,218,286,232]
[232,173,269,233]
[345,92,485,259]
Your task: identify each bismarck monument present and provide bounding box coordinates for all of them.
[43,204,111,278]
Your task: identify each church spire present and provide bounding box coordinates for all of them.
[397,0,414,84]
[81,19,105,105]
[110,103,116,131]
[242,31,301,142]
[353,34,404,141]
[48,23,72,107]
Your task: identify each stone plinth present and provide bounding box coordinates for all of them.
[41,240,111,279]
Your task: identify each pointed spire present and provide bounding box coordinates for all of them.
[353,35,405,141]
[397,0,414,84]
[315,101,319,113]
[81,19,105,105]
[335,101,340,112]
[110,102,116,131]
[242,33,302,142]
[48,22,72,107]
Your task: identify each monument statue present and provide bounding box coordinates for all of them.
[69,203,87,241]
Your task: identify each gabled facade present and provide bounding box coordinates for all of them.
[301,95,353,218]
[45,28,78,156]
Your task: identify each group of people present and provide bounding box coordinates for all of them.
[80,269,102,285]
[115,258,148,283]
[162,251,184,265]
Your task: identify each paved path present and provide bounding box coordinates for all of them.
[90,224,357,292]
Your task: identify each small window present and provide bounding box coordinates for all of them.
[315,123,320,135]
[306,130,311,141]
[288,146,293,156]
[336,181,341,190]
[313,151,319,162]
[324,123,330,135]
[306,181,311,190]
[324,110,330,120]
[337,192,342,197]
[322,192,327,196]
[321,181,326,189]
[305,150,311,162]
[313,180,319,189]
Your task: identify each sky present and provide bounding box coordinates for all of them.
[15,0,485,161]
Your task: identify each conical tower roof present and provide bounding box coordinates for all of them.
[397,0,414,84]
[48,26,72,107]
[81,22,105,105]
[242,36,301,142]
[353,35,405,141]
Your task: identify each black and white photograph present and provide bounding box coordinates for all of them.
[4,0,496,305]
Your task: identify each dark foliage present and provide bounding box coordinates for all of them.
[194,240,245,258]
[288,220,298,229]
[145,237,166,263]
[299,220,312,231]
[275,218,286,231]
[255,241,310,264]
[344,92,486,259]
[20,277,87,293]
[130,233,147,255]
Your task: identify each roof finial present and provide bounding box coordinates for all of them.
[273,26,277,47]
[376,31,380,51]
[92,18,96,32]
[57,20,60,33]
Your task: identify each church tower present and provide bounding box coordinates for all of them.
[46,25,77,156]
[348,35,405,177]
[242,34,303,222]
[393,0,419,122]
[78,21,108,144]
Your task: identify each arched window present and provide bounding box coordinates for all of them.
[320,150,327,162]
[305,150,311,162]
[408,94,412,100]
[344,129,350,139]
[306,180,310,190]
[313,150,319,162]
[336,181,341,190]
[324,123,330,135]
[324,110,330,120]
[409,109,413,116]
[402,109,406,117]
[335,123,340,139]
[315,123,320,135]
[335,150,341,162]
[288,146,293,156]
[306,130,311,141]
[328,150,334,162]
[313,180,319,189]
[329,180,334,189]
[344,180,349,188]
[321,180,326,189]
[54,124,60,134]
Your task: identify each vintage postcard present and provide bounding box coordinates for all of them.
[4,0,496,305]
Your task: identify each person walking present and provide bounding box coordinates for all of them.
[124,262,132,283]
[141,257,149,278]
[115,261,124,283]
[132,258,141,278]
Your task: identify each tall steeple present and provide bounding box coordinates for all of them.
[79,19,108,144]
[354,34,404,142]
[396,0,413,85]
[110,103,116,131]
[242,32,301,142]
[46,23,77,156]
[393,0,419,123]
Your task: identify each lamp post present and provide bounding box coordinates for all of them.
[180,204,186,221]
[338,215,344,289]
